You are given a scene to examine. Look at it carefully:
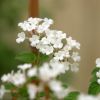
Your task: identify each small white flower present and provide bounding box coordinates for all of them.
[27,67,37,77]
[18,21,34,31]
[97,79,100,84]
[39,63,53,81]
[49,80,70,99]
[16,32,25,43]
[63,45,72,51]
[96,58,100,68]
[63,62,70,71]
[29,35,40,47]
[11,71,26,86]
[66,37,80,49]
[56,31,66,40]
[27,84,38,99]
[18,63,32,71]
[41,37,50,45]
[36,18,53,33]
[72,52,81,62]
[78,94,98,100]
[43,18,53,25]
[53,40,63,49]
[50,61,66,74]
[0,85,6,99]
[1,74,11,82]
[37,43,53,55]
[54,50,70,61]
[49,80,63,93]
[18,22,27,31]
[96,70,100,78]
[28,17,42,25]
[54,51,65,61]
[71,63,79,72]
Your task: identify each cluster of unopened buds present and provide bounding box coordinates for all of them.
[1,17,100,100]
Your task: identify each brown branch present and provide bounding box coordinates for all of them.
[29,0,39,54]
[29,0,39,17]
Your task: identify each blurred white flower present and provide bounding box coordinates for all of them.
[39,63,53,81]
[96,70,100,78]
[49,80,70,99]
[66,37,80,49]
[1,73,12,82]
[72,52,81,62]
[11,71,26,86]
[54,50,70,61]
[27,67,37,77]
[97,79,100,84]
[49,80,63,93]
[78,94,98,100]
[96,58,100,68]
[18,63,32,71]
[71,63,79,72]
[50,61,66,74]
[0,85,6,99]
[16,32,25,43]
[27,84,38,99]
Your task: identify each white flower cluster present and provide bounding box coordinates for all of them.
[1,63,71,99]
[16,17,80,72]
[96,58,100,84]
[0,17,81,99]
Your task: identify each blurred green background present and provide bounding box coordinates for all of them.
[0,0,28,76]
[1,0,100,93]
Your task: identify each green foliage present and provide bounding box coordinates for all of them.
[62,83,68,88]
[88,67,100,95]
[18,86,28,99]
[0,42,18,77]
[64,91,80,100]
[4,83,16,90]
[37,91,45,98]
[16,52,37,63]
[38,53,49,65]
[50,93,58,100]
[88,81,100,95]
[0,0,27,32]
[15,52,49,66]
[0,0,27,77]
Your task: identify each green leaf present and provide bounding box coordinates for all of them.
[50,93,58,100]
[18,86,28,98]
[15,52,36,63]
[88,81,100,95]
[17,97,28,100]
[38,53,49,65]
[64,91,80,100]
[90,75,98,83]
[40,54,49,62]
[62,83,68,88]
[4,83,15,90]
[88,67,100,95]
[38,91,45,97]
[92,67,100,76]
